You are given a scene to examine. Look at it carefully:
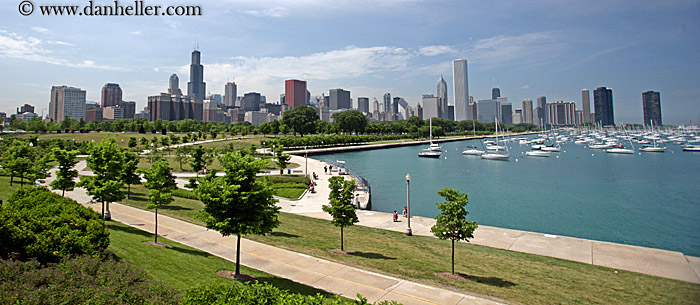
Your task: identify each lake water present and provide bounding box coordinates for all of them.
[314,136,700,256]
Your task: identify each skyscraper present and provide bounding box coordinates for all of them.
[642,91,662,126]
[500,102,513,125]
[453,59,469,121]
[422,94,439,119]
[437,75,448,120]
[594,87,614,126]
[187,49,206,100]
[535,96,546,124]
[476,99,500,123]
[169,74,181,95]
[581,89,591,123]
[330,89,351,110]
[492,87,501,99]
[224,81,237,107]
[383,93,391,116]
[285,79,307,109]
[101,83,122,108]
[49,86,86,122]
[546,100,577,126]
[392,97,400,121]
[357,97,370,113]
[522,99,533,124]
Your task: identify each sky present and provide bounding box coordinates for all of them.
[1,0,699,125]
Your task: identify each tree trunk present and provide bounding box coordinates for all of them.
[128,184,132,199]
[62,189,65,197]
[154,208,158,243]
[235,234,241,275]
[341,226,344,251]
[101,199,105,219]
[451,239,455,275]
[9,175,13,187]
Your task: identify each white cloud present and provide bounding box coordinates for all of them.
[240,6,289,17]
[519,85,530,89]
[153,67,160,72]
[163,18,180,29]
[418,45,457,57]
[129,31,142,35]
[47,40,75,47]
[30,26,49,34]
[0,31,123,71]
[468,31,566,66]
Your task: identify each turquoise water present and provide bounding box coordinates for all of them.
[314,136,700,256]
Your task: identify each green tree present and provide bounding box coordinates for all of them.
[1,141,34,186]
[77,138,126,220]
[281,105,318,136]
[430,188,478,275]
[196,151,279,277]
[128,136,138,149]
[121,150,141,199]
[0,187,109,263]
[140,159,177,243]
[190,145,207,177]
[175,146,191,170]
[322,176,358,251]
[274,145,291,174]
[49,148,79,196]
[140,136,149,146]
[332,110,369,134]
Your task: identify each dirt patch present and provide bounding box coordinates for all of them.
[435,272,468,281]
[329,249,356,255]
[143,241,173,248]
[217,270,258,282]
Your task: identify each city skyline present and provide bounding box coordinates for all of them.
[1,1,698,124]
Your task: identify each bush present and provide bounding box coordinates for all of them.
[0,256,179,304]
[182,282,399,305]
[264,175,310,185]
[172,188,198,200]
[0,187,109,263]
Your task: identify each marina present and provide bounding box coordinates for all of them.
[314,130,700,257]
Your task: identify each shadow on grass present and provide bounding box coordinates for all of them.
[352,251,396,260]
[269,232,300,238]
[161,205,193,211]
[108,222,211,258]
[254,276,339,298]
[458,273,516,288]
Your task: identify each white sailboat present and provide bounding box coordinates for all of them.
[419,118,442,158]
[606,125,635,154]
[525,150,551,157]
[639,121,667,152]
[481,117,510,161]
[463,121,485,155]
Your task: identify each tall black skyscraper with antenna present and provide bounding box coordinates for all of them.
[187,45,206,100]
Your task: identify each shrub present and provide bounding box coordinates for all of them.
[182,282,399,305]
[0,187,109,263]
[172,188,198,200]
[0,256,179,304]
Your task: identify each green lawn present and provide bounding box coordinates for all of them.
[135,154,300,172]
[106,220,341,299]
[117,192,700,304]
[0,176,22,201]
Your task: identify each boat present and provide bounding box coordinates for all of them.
[639,121,667,152]
[541,145,561,152]
[525,150,551,157]
[683,145,700,152]
[589,143,614,149]
[463,122,485,155]
[481,117,510,161]
[606,125,635,154]
[419,118,442,158]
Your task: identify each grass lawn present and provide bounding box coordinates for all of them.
[0,176,23,201]
[135,154,300,172]
[19,132,174,148]
[119,192,700,304]
[106,220,342,300]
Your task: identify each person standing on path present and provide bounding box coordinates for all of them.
[324,166,327,174]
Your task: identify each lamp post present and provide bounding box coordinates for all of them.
[304,146,308,178]
[405,173,412,236]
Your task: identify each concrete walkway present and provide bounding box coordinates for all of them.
[279,156,700,284]
[40,168,500,305]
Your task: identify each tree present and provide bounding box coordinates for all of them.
[274,145,291,174]
[1,141,36,186]
[322,176,358,251]
[77,138,126,220]
[175,146,191,171]
[281,105,318,136]
[189,145,207,177]
[128,136,138,149]
[140,159,177,243]
[50,148,79,196]
[332,110,369,134]
[0,187,109,263]
[430,188,478,275]
[196,151,279,277]
[121,150,141,199]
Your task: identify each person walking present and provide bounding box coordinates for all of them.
[324,166,327,174]
[403,206,407,218]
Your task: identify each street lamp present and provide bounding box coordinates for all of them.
[304,146,308,178]
[405,172,412,236]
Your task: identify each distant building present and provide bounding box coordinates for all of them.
[546,100,577,126]
[416,102,423,119]
[169,74,182,95]
[285,79,307,109]
[18,104,35,114]
[383,93,392,117]
[392,97,401,121]
[241,92,261,112]
[357,97,370,113]
[85,102,102,122]
[513,109,523,124]
[468,96,477,121]
[453,59,469,121]
[422,94,439,119]
[447,105,455,121]
[120,101,136,119]
[535,96,546,125]
[437,76,448,120]
[224,81,237,107]
[500,102,513,125]
[594,87,614,126]
[522,99,533,124]
[581,89,591,124]
[101,83,122,108]
[330,89,351,110]
[49,86,86,122]
[187,49,206,100]
[147,93,203,121]
[492,87,501,100]
[477,99,500,123]
[245,109,278,126]
[15,112,38,121]
[642,91,662,126]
